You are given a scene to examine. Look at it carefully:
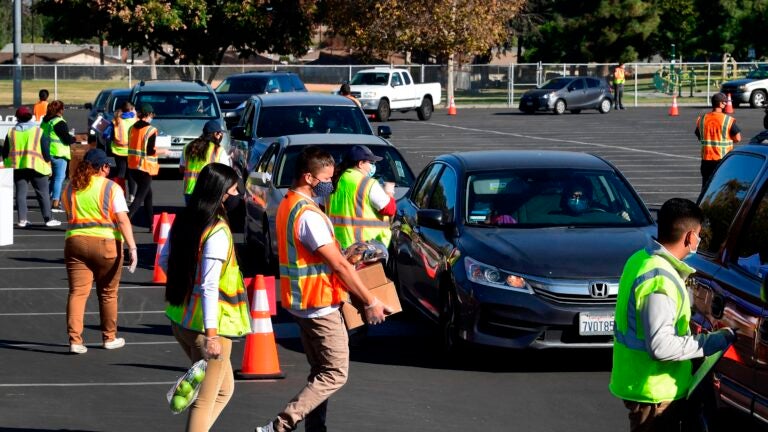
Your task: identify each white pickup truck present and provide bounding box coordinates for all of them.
[349,68,442,121]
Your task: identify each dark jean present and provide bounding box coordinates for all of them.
[14,168,53,222]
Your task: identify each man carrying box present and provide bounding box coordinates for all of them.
[254,146,392,432]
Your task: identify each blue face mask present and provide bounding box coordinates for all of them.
[312,180,334,198]
[567,195,589,213]
[368,163,377,178]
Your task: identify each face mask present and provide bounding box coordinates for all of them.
[223,193,240,212]
[368,163,377,178]
[567,195,588,213]
[686,232,700,259]
[312,180,334,198]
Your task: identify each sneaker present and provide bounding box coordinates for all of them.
[45,219,62,227]
[70,344,88,354]
[255,422,275,432]
[103,337,125,350]
[128,194,135,205]
[17,220,28,228]
[51,207,65,213]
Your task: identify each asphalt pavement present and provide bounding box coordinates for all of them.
[1,105,767,431]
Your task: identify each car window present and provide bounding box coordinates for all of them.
[265,78,280,93]
[733,186,768,281]
[243,101,256,135]
[411,164,444,209]
[216,76,268,94]
[134,92,218,118]
[586,78,601,89]
[94,91,111,111]
[392,73,403,86]
[350,72,390,86]
[465,169,651,227]
[276,144,415,189]
[289,75,307,91]
[428,167,457,223]
[540,78,570,90]
[257,106,372,138]
[108,95,130,116]
[571,79,585,90]
[403,72,412,85]
[699,153,765,255]
[257,143,279,174]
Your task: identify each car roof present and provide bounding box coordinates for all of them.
[132,80,213,92]
[254,92,359,107]
[279,133,393,147]
[436,150,612,172]
[226,71,298,78]
[733,144,768,157]
[108,89,131,96]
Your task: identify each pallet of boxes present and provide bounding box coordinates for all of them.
[340,242,402,329]
[68,132,95,178]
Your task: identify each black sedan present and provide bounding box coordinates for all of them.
[518,76,613,115]
[389,150,656,350]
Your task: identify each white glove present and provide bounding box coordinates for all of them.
[127,247,138,273]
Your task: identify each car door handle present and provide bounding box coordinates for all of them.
[711,295,725,319]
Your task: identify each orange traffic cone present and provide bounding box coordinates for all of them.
[668,95,679,117]
[447,96,457,116]
[237,275,285,379]
[152,212,172,284]
[725,93,734,114]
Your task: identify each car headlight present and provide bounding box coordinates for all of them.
[464,256,532,293]
[738,85,747,91]
[542,92,553,99]
[362,91,377,98]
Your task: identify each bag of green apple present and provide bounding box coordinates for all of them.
[167,359,207,414]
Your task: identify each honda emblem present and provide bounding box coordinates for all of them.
[590,282,610,298]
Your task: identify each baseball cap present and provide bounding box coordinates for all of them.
[15,106,32,121]
[203,120,224,134]
[83,148,116,168]
[711,93,728,106]
[139,103,154,114]
[346,145,383,163]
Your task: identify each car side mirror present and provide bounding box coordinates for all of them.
[84,102,93,110]
[248,171,271,187]
[231,125,246,140]
[377,125,392,139]
[417,209,445,230]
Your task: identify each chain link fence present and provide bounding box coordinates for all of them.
[0,62,763,107]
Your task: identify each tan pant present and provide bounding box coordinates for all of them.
[65,235,123,345]
[172,323,234,432]
[624,399,687,432]
[274,310,349,432]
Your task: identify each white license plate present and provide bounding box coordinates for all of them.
[579,311,615,336]
[165,150,182,159]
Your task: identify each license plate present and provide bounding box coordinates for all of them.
[579,311,615,336]
[165,150,181,159]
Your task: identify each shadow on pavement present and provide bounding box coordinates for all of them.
[0,339,71,355]
[86,323,172,337]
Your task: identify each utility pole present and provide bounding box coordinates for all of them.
[13,0,22,107]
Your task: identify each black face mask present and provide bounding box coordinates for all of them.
[223,194,241,212]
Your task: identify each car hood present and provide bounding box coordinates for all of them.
[723,78,756,87]
[522,89,556,98]
[458,225,655,279]
[153,119,213,138]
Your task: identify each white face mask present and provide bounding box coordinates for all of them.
[687,232,701,258]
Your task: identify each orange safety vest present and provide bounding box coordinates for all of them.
[697,111,735,161]
[33,101,48,122]
[614,67,625,84]
[276,190,348,311]
[62,176,122,240]
[127,124,159,175]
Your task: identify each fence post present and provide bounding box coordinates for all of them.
[349,65,352,82]
[421,64,425,83]
[201,65,205,83]
[634,63,638,108]
[54,65,58,100]
[508,63,514,107]
[707,62,711,102]
[537,61,542,86]
[128,65,132,88]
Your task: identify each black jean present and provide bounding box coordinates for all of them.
[127,169,153,225]
[614,83,624,108]
[14,168,53,222]
[700,160,720,189]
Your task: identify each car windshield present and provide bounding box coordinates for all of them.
[747,67,768,79]
[133,92,219,119]
[257,106,372,138]
[350,72,390,86]
[215,76,269,94]
[464,169,651,228]
[275,144,415,188]
[539,78,571,90]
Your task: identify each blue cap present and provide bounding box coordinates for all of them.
[83,148,116,168]
[346,145,382,162]
[203,120,224,134]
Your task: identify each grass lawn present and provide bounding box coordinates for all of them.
[0,80,130,106]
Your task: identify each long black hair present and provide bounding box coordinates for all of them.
[165,163,239,305]
[185,132,219,162]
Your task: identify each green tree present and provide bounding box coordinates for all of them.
[647,0,699,60]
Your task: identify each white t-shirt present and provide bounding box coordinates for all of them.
[367,179,390,210]
[180,145,231,167]
[111,184,129,213]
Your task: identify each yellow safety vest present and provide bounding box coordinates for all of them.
[127,124,159,175]
[165,221,251,337]
[62,176,123,240]
[111,117,137,157]
[3,127,51,176]
[327,168,391,249]
[183,142,222,195]
[42,116,71,160]
[614,67,626,85]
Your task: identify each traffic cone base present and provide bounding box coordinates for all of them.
[668,95,679,117]
[237,275,285,380]
[447,97,457,116]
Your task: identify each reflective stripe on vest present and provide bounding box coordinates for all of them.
[183,143,221,195]
[165,221,251,337]
[327,169,391,249]
[63,176,122,240]
[4,127,51,176]
[277,191,347,311]
[111,117,137,157]
[43,117,71,160]
[698,112,735,161]
[127,124,159,175]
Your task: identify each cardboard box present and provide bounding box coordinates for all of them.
[341,263,402,330]
[68,142,95,178]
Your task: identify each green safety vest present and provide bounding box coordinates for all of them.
[111,117,137,157]
[183,142,221,195]
[166,221,251,337]
[3,127,51,176]
[63,176,122,240]
[42,117,71,160]
[609,244,693,403]
[326,168,391,249]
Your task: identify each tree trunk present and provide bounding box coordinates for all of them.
[150,51,157,80]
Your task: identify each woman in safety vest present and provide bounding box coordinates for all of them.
[180,120,230,205]
[41,100,77,213]
[104,101,138,201]
[62,148,137,354]
[127,104,160,230]
[1,106,60,227]
[160,163,250,431]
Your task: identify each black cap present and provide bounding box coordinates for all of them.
[346,145,383,162]
[139,103,154,114]
[711,93,728,106]
[203,120,224,134]
[83,148,116,168]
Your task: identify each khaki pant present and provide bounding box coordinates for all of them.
[172,323,234,432]
[65,235,123,345]
[624,399,687,432]
[274,310,349,432]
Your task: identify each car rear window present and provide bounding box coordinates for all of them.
[465,169,651,227]
[216,76,269,94]
[256,106,372,138]
[133,92,218,119]
[275,144,414,189]
[540,78,570,90]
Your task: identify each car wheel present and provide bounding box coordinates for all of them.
[553,99,566,115]
[377,99,391,122]
[569,109,582,114]
[598,98,612,114]
[750,90,767,108]
[416,97,433,120]
[439,287,465,355]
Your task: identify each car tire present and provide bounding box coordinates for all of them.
[377,99,391,122]
[416,97,433,120]
[750,90,767,108]
[598,98,612,114]
[553,99,566,115]
[569,109,582,114]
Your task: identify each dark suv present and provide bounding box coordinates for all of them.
[687,144,768,427]
[215,72,307,128]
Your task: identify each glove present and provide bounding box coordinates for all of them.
[702,328,736,356]
[127,247,138,273]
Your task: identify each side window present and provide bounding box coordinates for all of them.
[734,187,768,280]
[572,79,585,90]
[243,103,255,136]
[586,78,600,89]
[290,75,306,91]
[257,143,278,174]
[403,72,412,85]
[428,167,458,223]
[699,153,765,254]
[411,164,443,208]
[392,73,403,86]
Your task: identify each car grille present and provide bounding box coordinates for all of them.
[532,286,616,304]
[351,92,362,98]
[477,307,614,345]
[721,85,739,93]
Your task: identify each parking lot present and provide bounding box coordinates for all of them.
[1,105,767,431]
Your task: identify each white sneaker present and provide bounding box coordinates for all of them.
[45,219,62,227]
[103,337,125,350]
[51,207,65,213]
[255,422,275,432]
[17,220,28,228]
[70,344,88,354]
